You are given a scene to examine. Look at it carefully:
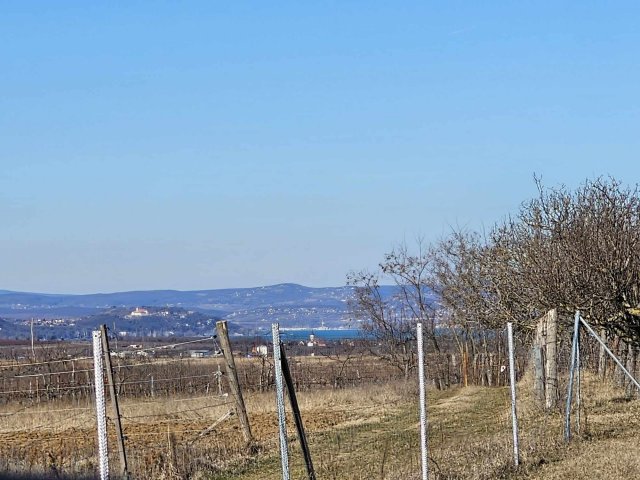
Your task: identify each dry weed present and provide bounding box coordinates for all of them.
[1,361,640,479]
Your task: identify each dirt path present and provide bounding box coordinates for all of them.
[212,385,512,480]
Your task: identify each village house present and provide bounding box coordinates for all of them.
[251,345,269,357]
[189,349,211,358]
[129,307,150,317]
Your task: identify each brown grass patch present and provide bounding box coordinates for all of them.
[2,361,640,478]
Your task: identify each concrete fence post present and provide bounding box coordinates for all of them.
[93,330,110,480]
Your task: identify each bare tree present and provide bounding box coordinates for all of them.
[347,241,442,381]
[493,177,640,339]
[380,241,441,352]
[436,177,640,343]
[349,176,640,391]
[347,270,417,380]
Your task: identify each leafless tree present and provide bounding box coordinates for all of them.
[435,177,640,343]
[348,176,640,391]
[495,178,640,338]
[347,241,440,380]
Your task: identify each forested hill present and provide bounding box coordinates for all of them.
[0,284,399,333]
[0,283,355,311]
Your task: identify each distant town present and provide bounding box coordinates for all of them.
[0,284,369,340]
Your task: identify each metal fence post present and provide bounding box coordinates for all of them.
[272,323,290,480]
[417,323,429,480]
[564,311,581,442]
[578,315,640,391]
[100,324,129,479]
[507,322,520,467]
[576,331,581,434]
[93,330,110,480]
[280,342,316,480]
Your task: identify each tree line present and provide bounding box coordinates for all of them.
[348,176,640,380]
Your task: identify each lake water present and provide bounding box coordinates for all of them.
[253,328,363,342]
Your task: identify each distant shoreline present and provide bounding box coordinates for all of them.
[253,328,363,341]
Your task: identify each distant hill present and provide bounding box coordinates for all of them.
[0,317,26,337]
[0,282,359,309]
[0,284,402,338]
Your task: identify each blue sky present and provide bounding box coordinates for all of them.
[2,2,640,293]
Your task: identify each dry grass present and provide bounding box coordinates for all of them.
[1,363,640,479]
[519,371,640,480]
[211,370,640,480]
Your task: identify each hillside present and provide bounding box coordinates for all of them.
[0,284,400,338]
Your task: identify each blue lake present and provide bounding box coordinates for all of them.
[252,328,364,342]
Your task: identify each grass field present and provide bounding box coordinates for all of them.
[209,371,640,480]
[0,359,639,479]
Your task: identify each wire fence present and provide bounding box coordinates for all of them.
[0,348,418,478]
[0,322,639,479]
[0,327,524,479]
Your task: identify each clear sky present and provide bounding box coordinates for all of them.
[2,2,640,294]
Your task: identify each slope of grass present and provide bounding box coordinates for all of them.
[209,373,640,480]
[1,364,639,479]
[208,384,514,480]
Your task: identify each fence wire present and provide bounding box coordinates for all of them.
[2,328,639,479]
